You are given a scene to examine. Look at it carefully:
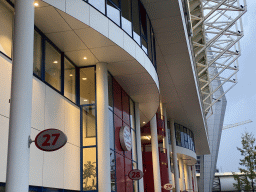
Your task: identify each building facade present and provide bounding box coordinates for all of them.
[0,0,244,192]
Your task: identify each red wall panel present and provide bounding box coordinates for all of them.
[113,79,122,119]
[113,78,134,192]
[116,153,125,191]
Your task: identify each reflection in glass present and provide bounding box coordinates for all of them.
[89,0,105,14]
[107,0,120,25]
[108,72,113,109]
[33,31,42,77]
[109,109,115,150]
[175,124,181,146]
[121,0,132,36]
[141,38,147,53]
[64,58,76,103]
[175,123,195,152]
[45,41,61,91]
[139,3,147,38]
[83,106,96,146]
[132,0,141,44]
[147,16,152,61]
[0,185,5,192]
[80,67,95,105]
[0,1,13,58]
[110,150,116,191]
[83,147,97,191]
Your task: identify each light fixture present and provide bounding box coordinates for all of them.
[69,74,73,77]
[53,61,58,64]
[83,57,87,60]
[84,99,88,102]
[146,136,151,140]
[34,2,39,6]
[82,78,87,80]
[143,121,146,124]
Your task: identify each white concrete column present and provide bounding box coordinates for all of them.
[96,63,111,192]
[187,165,193,192]
[135,103,144,192]
[192,165,198,192]
[170,119,180,192]
[6,1,34,192]
[184,164,189,191]
[163,106,172,185]
[150,115,162,192]
[179,159,186,191]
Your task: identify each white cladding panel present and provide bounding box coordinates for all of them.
[0,115,9,183]
[0,55,11,118]
[0,57,80,190]
[29,128,44,186]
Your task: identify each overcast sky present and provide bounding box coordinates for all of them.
[216,0,256,173]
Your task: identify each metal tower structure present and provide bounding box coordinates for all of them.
[188,0,247,118]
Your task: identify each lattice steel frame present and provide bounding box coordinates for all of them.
[188,0,247,118]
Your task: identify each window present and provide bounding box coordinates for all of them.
[83,147,97,191]
[33,30,42,77]
[64,58,76,103]
[89,0,105,14]
[132,0,141,45]
[121,0,132,35]
[45,41,61,91]
[80,67,95,105]
[80,67,97,192]
[107,0,120,25]
[0,1,13,58]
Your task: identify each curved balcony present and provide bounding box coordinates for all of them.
[35,0,159,123]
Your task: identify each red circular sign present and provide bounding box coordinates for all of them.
[163,183,173,190]
[128,169,144,180]
[35,129,67,152]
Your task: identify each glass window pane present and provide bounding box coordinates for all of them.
[80,67,95,105]
[132,0,140,44]
[111,0,119,6]
[110,150,116,191]
[109,109,114,150]
[64,58,76,103]
[45,41,61,91]
[141,38,147,53]
[108,72,113,109]
[83,106,96,146]
[89,0,105,14]
[107,0,120,25]
[33,30,42,77]
[131,129,137,162]
[121,0,132,36]
[0,185,5,192]
[147,16,152,61]
[0,1,13,58]
[139,3,147,38]
[175,124,181,146]
[83,147,97,191]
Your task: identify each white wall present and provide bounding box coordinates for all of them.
[0,54,80,190]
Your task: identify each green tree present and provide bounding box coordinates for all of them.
[233,132,256,191]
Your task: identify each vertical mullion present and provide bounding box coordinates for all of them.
[138,1,142,47]
[41,36,45,81]
[61,52,64,95]
[119,0,122,28]
[130,0,133,39]
[105,0,107,17]
[76,67,80,106]
[80,106,83,192]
